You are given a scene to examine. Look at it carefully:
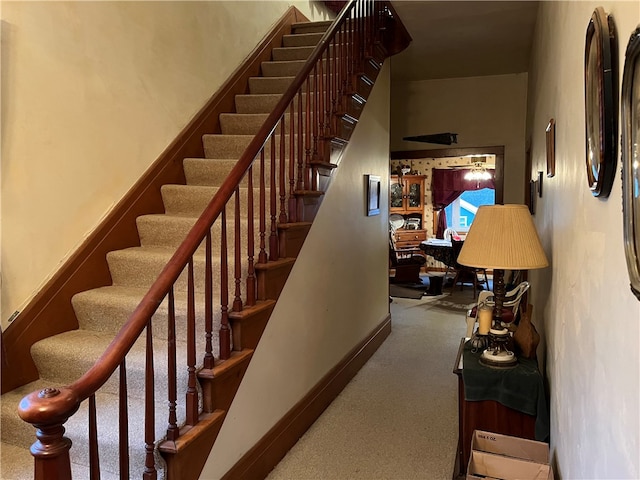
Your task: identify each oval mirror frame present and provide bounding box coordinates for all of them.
[584,7,617,198]
[621,27,640,301]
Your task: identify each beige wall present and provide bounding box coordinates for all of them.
[526,1,640,478]
[389,73,528,204]
[0,1,329,329]
[201,62,392,479]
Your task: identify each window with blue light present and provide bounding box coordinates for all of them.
[445,188,495,231]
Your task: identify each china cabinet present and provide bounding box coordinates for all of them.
[390,175,427,250]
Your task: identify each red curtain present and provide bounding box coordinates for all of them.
[432,169,495,238]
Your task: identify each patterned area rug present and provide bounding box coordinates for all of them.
[422,287,479,312]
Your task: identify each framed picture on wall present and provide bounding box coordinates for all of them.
[528,180,536,215]
[584,7,617,198]
[621,27,640,300]
[546,118,556,178]
[366,174,381,216]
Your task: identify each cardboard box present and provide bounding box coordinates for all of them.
[467,430,553,480]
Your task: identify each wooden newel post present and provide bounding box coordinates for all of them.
[18,387,81,480]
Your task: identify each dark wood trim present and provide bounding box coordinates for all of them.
[391,146,505,205]
[381,1,413,57]
[222,314,392,480]
[1,6,309,394]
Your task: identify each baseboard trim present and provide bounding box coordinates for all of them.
[222,314,392,480]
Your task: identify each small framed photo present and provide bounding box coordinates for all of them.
[538,171,544,197]
[546,118,556,178]
[365,174,381,216]
[528,180,536,215]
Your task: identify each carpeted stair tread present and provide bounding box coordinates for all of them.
[203,133,298,159]
[106,245,249,294]
[72,285,221,350]
[235,93,283,114]
[220,113,271,135]
[30,329,194,401]
[220,112,307,136]
[137,213,199,248]
[1,379,53,449]
[261,59,306,77]
[161,184,219,216]
[183,158,237,185]
[182,158,277,188]
[282,32,324,47]
[248,76,295,95]
[161,184,271,217]
[1,442,35,480]
[202,134,255,159]
[1,378,186,477]
[106,245,211,291]
[137,213,258,252]
[272,45,315,61]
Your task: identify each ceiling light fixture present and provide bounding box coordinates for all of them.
[464,162,493,184]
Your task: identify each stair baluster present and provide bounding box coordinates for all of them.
[246,166,257,306]
[233,187,243,312]
[219,209,231,360]
[143,324,157,480]
[87,395,99,479]
[119,358,131,476]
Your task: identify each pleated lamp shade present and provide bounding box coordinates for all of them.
[457,204,549,270]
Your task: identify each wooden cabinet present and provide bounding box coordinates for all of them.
[390,175,427,250]
[390,175,425,215]
[452,339,537,478]
[394,229,427,249]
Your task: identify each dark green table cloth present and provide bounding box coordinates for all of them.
[461,340,550,442]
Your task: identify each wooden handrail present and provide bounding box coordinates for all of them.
[17,1,407,478]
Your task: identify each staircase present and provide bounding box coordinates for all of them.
[1,2,410,479]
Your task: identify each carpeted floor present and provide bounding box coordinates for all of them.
[267,286,478,479]
[389,283,425,299]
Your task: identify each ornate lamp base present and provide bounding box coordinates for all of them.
[480,328,518,368]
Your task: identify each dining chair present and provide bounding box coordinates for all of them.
[465,281,530,337]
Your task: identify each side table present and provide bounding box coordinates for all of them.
[452,338,548,478]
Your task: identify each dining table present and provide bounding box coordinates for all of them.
[419,238,456,268]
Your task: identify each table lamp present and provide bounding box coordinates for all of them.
[457,204,548,367]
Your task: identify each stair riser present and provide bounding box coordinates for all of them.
[282,32,324,47]
[235,93,313,114]
[248,75,320,95]
[262,57,333,78]
[291,21,332,35]
[272,46,315,61]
